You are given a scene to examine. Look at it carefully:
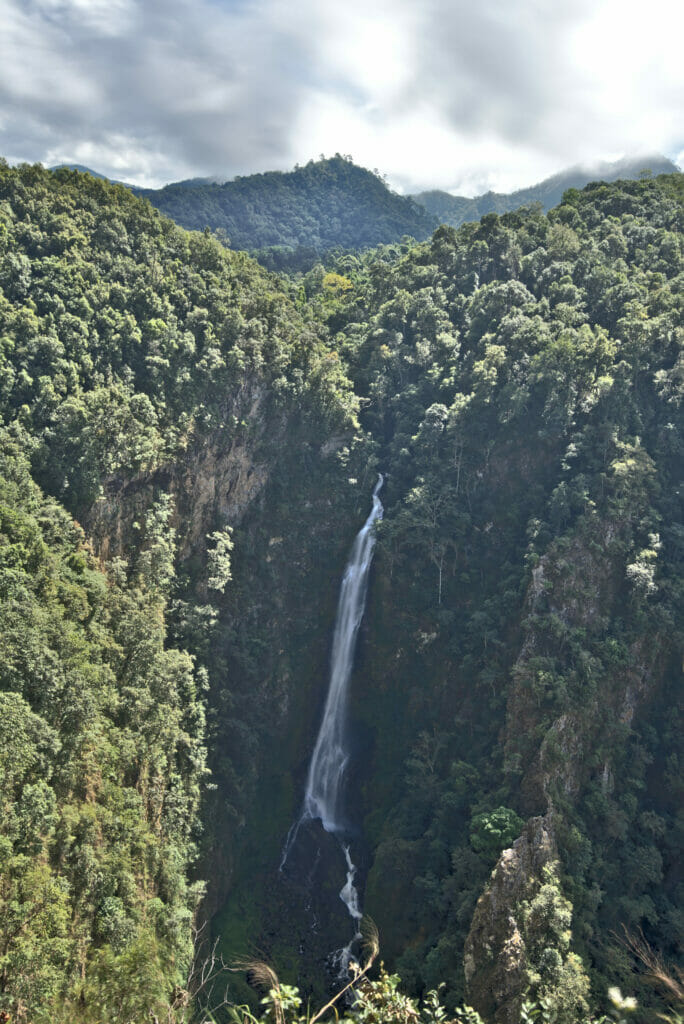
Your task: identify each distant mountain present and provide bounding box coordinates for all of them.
[413,154,679,226]
[50,162,109,177]
[165,175,228,188]
[50,163,133,187]
[49,154,680,272]
[133,156,439,270]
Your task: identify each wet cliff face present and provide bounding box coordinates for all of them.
[84,400,376,897]
[200,444,382,1001]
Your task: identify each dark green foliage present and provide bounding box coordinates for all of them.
[315,172,683,1016]
[224,959,646,1024]
[0,159,359,1021]
[134,156,438,271]
[0,155,682,1023]
[0,159,357,515]
[469,807,524,857]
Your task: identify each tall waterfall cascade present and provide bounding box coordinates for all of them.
[281,474,384,972]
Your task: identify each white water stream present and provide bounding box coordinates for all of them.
[281,475,384,973]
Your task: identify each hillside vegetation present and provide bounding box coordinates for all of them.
[134,156,438,271]
[0,160,682,1023]
[0,158,357,1022]
[325,173,683,1022]
[222,173,684,1023]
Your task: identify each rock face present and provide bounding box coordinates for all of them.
[86,385,271,564]
[273,819,367,990]
[87,430,268,562]
[463,509,668,1021]
[464,817,556,1023]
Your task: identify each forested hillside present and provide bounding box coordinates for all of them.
[413,155,679,227]
[0,161,682,1024]
[340,174,683,1021]
[220,173,684,1023]
[0,159,359,1022]
[0,438,206,1020]
[134,156,438,271]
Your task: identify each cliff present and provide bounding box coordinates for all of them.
[0,161,681,1022]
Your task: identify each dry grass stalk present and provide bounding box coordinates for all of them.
[309,917,380,1024]
[231,959,284,1024]
[619,927,684,1005]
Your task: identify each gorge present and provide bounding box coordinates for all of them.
[280,474,384,974]
[0,161,681,1024]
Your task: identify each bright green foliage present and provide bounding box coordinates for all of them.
[205,172,683,1022]
[207,527,234,593]
[226,962,640,1024]
[0,439,207,1020]
[0,159,361,1021]
[469,807,524,858]
[0,343,212,1010]
[520,866,591,1023]
[0,159,358,515]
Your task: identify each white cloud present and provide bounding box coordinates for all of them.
[0,0,681,191]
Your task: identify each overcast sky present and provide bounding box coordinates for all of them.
[1,0,682,193]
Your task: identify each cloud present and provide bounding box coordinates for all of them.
[0,0,681,190]
[292,0,684,193]
[0,0,312,184]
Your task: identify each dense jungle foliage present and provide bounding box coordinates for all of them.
[0,160,357,512]
[223,173,683,1023]
[0,437,206,1021]
[132,154,677,272]
[134,156,438,271]
[0,159,358,1022]
[348,173,684,1017]
[0,160,682,1024]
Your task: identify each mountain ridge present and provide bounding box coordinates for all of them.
[132,155,439,270]
[46,154,680,272]
[412,153,679,225]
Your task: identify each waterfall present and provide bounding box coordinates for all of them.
[303,473,384,831]
[281,474,383,972]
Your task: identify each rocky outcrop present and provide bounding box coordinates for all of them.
[86,384,272,563]
[464,816,556,1023]
[465,507,670,1020]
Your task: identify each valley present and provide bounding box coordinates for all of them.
[0,158,681,1024]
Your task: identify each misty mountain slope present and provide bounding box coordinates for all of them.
[414,154,679,226]
[133,155,439,270]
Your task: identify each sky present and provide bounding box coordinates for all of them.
[0,0,682,194]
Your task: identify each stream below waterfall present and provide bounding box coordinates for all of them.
[281,474,383,975]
